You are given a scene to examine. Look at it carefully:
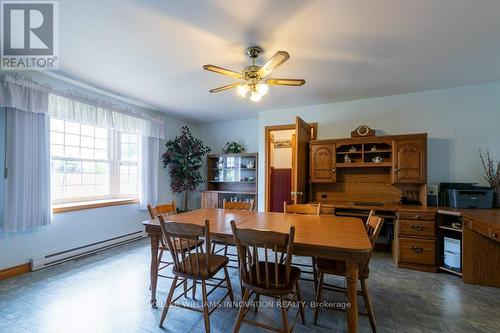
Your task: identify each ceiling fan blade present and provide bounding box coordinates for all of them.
[203,64,243,79]
[209,83,240,93]
[266,78,305,86]
[257,51,290,77]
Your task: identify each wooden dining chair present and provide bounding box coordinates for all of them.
[158,216,234,333]
[283,201,321,290]
[230,220,305,333]
[148,202,204,296]
[313,214,384,332]
[224,199,254,211]
[283,202,321,215]
[212,199,254,268]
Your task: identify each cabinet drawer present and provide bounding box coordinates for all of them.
[399,238,436,266]
[397,211,435,221]
[398,219,435,237]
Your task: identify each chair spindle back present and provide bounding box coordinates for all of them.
[361,215,384,272]
[230,220,295,289]
[223,199,254,211]
[158,215,211,277]
[283,202,321,215]
[148,201,177,219]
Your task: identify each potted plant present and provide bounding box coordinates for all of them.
[479,149,500,207]
[162,126,211,211]
[223,141,244,154]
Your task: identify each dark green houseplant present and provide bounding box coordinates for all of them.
[162,126,211,210]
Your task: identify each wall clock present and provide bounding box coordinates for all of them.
[351,125,375,137]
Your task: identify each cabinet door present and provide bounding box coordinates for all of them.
[202,192,219,208]
[310,144,336,183]
[392,139,426,183]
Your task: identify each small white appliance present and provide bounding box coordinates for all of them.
[444,237,461,271]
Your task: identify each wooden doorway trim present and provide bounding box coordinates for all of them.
[264,122,317,212]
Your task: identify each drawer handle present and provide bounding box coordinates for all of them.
[410,224,423,231]
[414,214,420,219]
[493,233,498,239]
[411,246,423,253]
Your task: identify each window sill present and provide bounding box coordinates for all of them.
[52,198,139,214]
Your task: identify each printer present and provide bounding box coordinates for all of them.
[440,183,493,209]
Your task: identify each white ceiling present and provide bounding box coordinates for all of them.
[57,0,500,123]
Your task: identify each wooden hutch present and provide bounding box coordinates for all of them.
[309,132,437,272]
[309,133,427,204]
[201,153,258,210]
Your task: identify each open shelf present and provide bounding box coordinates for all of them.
[335,142,393,167]
[208,181,255,184]
[364,149,392,153]
[439,266,463,276]
[204,153,258,210]
[210,167,256,170]
[336,162,393,168]
[438,225,463,233]
[203,190,257,195]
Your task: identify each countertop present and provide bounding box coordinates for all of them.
[314,201,500,230]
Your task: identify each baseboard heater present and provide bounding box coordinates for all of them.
[31,230,146,271]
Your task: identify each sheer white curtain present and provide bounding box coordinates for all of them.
[3,108,51,232]
[0,75,49,114]
[139,136,160,209]
[49,94,165,139]
[1,75,52,232]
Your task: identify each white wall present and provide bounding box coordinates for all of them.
[198,81,500,210]
[270,130,294,168]
[0,73,196,269]
[197,118,259,154]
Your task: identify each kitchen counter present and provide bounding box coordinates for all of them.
[323,201,435,212]
[437,207,500,232]
[315,201,500,223]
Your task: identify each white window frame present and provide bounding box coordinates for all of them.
[50,119,140,205]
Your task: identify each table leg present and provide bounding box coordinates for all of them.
[346,261,359,333]
[150,233,159,308]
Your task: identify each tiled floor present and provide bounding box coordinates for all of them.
[1,239,500,333]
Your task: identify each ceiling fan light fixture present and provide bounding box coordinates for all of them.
[256,83,269,96]
[249,91,262,102]
[203,46,304,102]
[237,84,249,97]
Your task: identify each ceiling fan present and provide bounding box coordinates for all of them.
[203,46,305,102]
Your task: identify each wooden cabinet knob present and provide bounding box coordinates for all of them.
[331,168,336,173]
[493,233,498,239]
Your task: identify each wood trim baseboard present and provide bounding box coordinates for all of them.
[0,263,31,280]
[53,198,139,214]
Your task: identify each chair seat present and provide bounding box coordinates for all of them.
[159,238,204,252]
[173,254,228,279]
[243,262,301,295]
[316,258,369,280]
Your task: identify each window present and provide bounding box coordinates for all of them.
[50,119,139,204]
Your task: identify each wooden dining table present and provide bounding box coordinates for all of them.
[142,208,372,333]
